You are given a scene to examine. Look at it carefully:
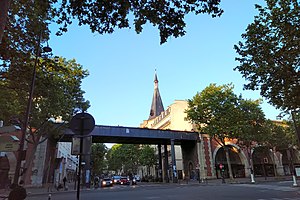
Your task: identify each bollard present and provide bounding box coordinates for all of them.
[48,193,52,200]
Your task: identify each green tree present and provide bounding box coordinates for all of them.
[0,0,223,45]
[106,144,141,175]
[264,120,296,149]
[91,143,108,176]
[234,0,300,142]
[106,144,123,173]
[234,99,268,182]
[185,83,241,180]
[139,145,157,176]
[0,56,90,182]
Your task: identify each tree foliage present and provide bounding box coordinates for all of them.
[265,120,297,149]
[91,143,108,176]
[234,0,300,145]
[139,145,157,175]
[185,83,272,179]
[107,144,140,174]
[0,56,89,181]
[186,83,241,145]
[106,144,156,175]
[0,0,223,48]
[234,0,300,112]
[0,56,90,129]
[235,99,267,146]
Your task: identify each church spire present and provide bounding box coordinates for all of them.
[149,70,164,120]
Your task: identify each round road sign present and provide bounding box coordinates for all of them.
[70,113,95,135]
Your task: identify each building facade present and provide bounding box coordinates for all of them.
[140,72,299,182]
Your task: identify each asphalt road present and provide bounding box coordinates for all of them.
[26,181,300,200]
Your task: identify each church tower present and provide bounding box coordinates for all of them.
[148,71,164,120]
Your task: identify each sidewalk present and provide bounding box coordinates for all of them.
[0,176,298,198]
[0,182,78,198]
[178,176,297,186]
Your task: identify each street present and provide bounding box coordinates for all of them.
[26,181,300,200]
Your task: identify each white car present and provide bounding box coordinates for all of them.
[134,175,141,182]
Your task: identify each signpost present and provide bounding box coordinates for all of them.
[70,112,95,200]
[0,135,19,151]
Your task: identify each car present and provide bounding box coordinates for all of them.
[120,177,130,185]
[112,175,121,184]
[134,175,141,182]
[101,178,113,187]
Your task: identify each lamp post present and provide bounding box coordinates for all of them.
[13,31,52,184]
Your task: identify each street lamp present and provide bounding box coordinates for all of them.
[13,31,52,184]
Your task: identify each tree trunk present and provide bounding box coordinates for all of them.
[291,110,300,144]
[224,146,234,180]
[21,134,43,185]
[247,147,255,183]
[0,0,10,44]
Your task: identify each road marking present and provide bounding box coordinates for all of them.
[257,198,299,200]
[234,184,298,192]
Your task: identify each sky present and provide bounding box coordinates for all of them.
[49,0,280,128]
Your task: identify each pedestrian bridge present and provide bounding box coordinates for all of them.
[62,125,199,145]
[62,125,200,183]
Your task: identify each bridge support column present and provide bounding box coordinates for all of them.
[158,144,163,182]
[163,144,169,183]
[171,139,178,183]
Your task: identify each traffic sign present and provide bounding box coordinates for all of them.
[70,113,95,135]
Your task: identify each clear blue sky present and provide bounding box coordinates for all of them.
[49,0,280,127]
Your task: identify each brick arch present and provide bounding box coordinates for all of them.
[213,143,249,178]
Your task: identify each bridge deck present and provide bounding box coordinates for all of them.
[62,125,199,145]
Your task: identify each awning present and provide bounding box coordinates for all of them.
[0,125,21,134]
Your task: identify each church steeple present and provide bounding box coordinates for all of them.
[149,70,164,120]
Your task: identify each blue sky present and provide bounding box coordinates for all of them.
[49,0,280,127]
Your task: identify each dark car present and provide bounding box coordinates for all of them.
[112,175,121,184]
[101,178,113,187]
[120,177,130,185]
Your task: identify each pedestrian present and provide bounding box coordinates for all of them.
[8,180,27,200]
[63,177,67,189]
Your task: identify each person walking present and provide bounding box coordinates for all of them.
[63,177,67,190]
[8,180,27,200]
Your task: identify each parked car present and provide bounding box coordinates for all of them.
[112,175,121,184]
[101,178,113,187]
[120,177,130,185]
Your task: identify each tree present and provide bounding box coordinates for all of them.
[139,145,157,176]
[234,0,300,142]
[91,143,108,176]
[234,99,268,182]
[106,144,123,173]
[0,0,223,46]
[0,56,90,183]
[106,144,141,175]
[185,83,242,180]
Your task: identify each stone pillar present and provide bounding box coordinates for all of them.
[170,139,178,183]
[158,144,163,182]
[163,144,169,183]
[197,134,206,181]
